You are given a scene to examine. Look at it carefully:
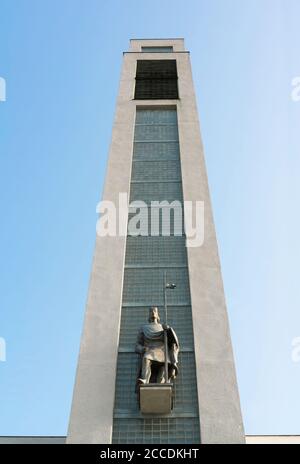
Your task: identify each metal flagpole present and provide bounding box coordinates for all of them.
[164,270,168,384]
[164,271,176,384]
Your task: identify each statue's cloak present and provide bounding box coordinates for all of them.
[135,322,179,385]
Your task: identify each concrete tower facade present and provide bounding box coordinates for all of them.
[67,39,245,444]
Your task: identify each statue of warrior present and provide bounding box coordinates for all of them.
[135,306,179,385]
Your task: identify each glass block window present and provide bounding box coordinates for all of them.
[134,124,179,142]
[125,236,187,267]
[131,160,181,182]
[141,46,173,53]
[130,182,183,204]
[128,205,184,237]
[112,108,200,443]
[122,268,191,306]
[112,417,200,444]
[135,109,177,125]
[133,142,179,161]
[135,60,178,100]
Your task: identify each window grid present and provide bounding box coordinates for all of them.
[125,236,187,266]
[122,268,191,306]
[131,160,181,182]
[130,182,183,204]
[133,142,179,161]
[112,418,200,444]
[136,60,178,79]
[134,125,179,142]
[134,61,178,100]
[113,108,200,443]
[135,109,177,125]
[135,80,178,100]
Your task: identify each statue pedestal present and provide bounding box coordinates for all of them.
[139,383,173,415]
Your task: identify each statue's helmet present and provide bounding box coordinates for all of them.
[148,306,160,323]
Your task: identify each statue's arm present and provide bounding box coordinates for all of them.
[135,329,145,354]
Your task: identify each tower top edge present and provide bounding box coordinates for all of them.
[130,38,185,41]
[128,38,185,52]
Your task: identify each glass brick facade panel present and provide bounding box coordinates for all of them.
[128,205,184,236]
[112,109,200,443]
[122,268,191,306]
[135,109,178,125]
[133,141,179,161]
[125,236,187,267]
[131,160,181,182]
[130,181,183,204]
[112,417,200,444]
[134,124,179,142]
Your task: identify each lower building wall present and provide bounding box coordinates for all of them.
[246,436,300,444]
[1,436,300,444]
[0,436,66,444]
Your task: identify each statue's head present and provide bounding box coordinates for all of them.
[148,306,160,323]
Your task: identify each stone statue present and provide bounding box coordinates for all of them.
[135,306,179,385]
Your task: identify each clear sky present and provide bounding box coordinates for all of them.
[0,0,300,436]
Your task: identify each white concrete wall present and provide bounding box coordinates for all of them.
[3,435,300,445]
[0,436,66,444]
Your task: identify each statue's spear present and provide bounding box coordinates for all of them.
[163,271,176,384]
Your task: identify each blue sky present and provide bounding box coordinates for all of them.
[0,0,300,436]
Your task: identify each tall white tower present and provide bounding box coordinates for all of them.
[67,38,245,444]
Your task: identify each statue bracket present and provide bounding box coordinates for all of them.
[138,383,173,415]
